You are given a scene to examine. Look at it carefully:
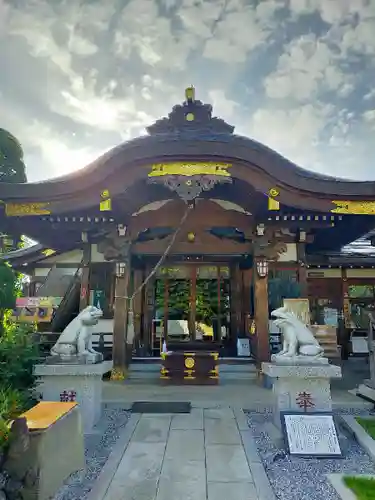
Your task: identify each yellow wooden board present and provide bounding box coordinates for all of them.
[283,298,310,325]
[19,402,77,430]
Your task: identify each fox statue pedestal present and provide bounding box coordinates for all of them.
[263,306,342,428]
[34,306,111,433]
[262,360,342,429]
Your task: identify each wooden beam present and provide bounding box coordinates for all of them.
[253,259,270,367]
[111,261,131,381]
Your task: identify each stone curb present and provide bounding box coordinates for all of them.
[340,415,375,461]
[235,409,277,500]
[328,473,375,500]
[86,413,140,500]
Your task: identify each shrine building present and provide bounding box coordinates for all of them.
[2,87,375,381]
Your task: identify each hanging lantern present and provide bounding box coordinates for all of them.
[256,258,269,278]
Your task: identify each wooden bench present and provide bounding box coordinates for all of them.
[14,402,85,500]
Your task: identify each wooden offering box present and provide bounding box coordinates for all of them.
[161,351,219,385]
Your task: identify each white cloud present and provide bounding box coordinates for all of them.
[264,34,347,101]
[203,3,274,63]
[1,0,375,184]
[245,103,333,166]
[363,109,375,123]
[208,89,238,118]
[0,0,9,37]
[289,0,373,25]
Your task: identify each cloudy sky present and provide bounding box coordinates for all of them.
[1,0,375,182]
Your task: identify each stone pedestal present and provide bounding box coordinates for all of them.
[262,361,342,428]
[34,361,111,433]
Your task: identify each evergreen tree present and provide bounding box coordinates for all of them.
[0,129,27,253]
[0,128,27,183]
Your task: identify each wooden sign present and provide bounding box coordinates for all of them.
[283,298,310,325]
[280,412,342,458]
[5,202,50,216]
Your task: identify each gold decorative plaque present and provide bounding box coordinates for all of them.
[184,357,195,369]
[148,162,232,178]
[5,202,50,216]
[331,201,375,215]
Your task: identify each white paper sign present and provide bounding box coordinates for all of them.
[237,338,251,357]
[283,413,342,457]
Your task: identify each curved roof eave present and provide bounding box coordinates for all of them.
[1,89,374,200]
[0,243,45,262]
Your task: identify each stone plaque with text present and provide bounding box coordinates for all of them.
[280,412,342,458]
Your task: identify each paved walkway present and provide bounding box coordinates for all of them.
[89,408,275,500]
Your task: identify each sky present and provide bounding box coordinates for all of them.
[1,0,375,183]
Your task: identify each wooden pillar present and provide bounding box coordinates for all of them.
[230,263,242,347]
[133,269,143,350]
[111,261,131,381]
[79,237,91,311]
[163,277,169,342]
[143,264,155,354]
[242,268,252,336]
[217,267,222,341]
[297,242,308,296]
[189,266,197,341]
[253,258,270,367]
[341,267,350,360]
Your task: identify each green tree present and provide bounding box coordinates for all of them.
[0,129,27,253]
[0,128,27,183]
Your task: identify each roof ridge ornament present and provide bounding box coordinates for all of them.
[146,86,235,135]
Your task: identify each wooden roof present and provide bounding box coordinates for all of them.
[0,93,375,214]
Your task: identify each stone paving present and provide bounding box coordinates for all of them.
[90,407,273,500]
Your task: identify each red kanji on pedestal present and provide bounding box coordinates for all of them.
[60,390,77,402]
[296,391,315,412]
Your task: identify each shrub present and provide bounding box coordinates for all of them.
[0,261,18,336]
[0,322,39,395]
[0,386,28,451]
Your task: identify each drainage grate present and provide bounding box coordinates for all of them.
[131,401,191,414]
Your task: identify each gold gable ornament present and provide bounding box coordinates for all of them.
[331,200,375,215]
[100,189,112,212]
[5,202,50,217]
[148,162,232,178]
[148,162,233,202]
[267,188,280,211]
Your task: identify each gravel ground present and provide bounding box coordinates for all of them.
[54,404,130,500]
[247,408,375,500]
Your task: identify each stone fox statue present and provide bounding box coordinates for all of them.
[271,306,324,359]
[50,305,103,357]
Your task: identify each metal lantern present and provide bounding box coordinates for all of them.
[256,258,269,278]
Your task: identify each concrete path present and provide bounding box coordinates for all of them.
[91,408,275,500]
